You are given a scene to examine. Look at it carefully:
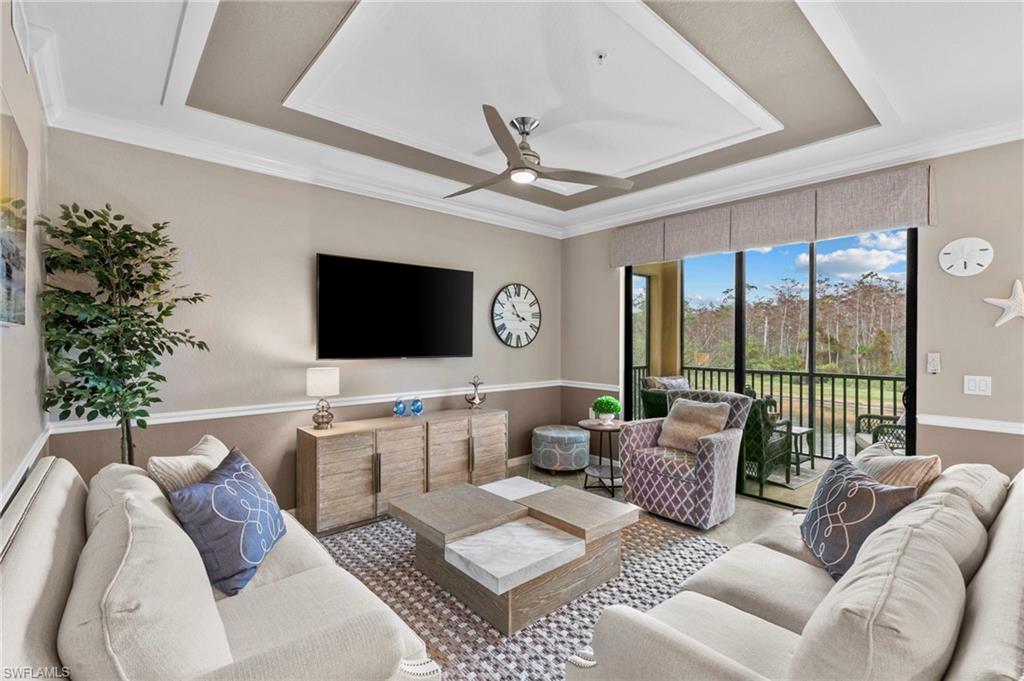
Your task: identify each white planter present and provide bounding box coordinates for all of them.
[596,412,616,424]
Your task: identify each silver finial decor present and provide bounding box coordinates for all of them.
[465,375,487,409]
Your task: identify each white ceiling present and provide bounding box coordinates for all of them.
[17,0,1024,239]
[285,1,780,196]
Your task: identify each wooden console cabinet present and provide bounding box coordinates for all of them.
[296,408,508,534]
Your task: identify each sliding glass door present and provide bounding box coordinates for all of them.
[624,228,915,507]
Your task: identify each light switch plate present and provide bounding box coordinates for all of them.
[963,375,992,396]
[927,353,941,374]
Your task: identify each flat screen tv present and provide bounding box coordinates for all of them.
[317,254,473,359]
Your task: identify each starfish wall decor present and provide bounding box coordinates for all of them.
[983,279,1024,327]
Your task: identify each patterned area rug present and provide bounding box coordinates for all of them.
[320,516,727,680]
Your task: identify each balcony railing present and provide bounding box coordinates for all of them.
[634,366,906,460]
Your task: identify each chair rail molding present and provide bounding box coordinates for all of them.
[916,414,1024,436]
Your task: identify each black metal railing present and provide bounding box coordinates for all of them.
[630,365,649,417]
[678,366,906,460]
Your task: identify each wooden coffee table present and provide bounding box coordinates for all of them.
[389,480,639,634]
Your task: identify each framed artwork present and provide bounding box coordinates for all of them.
[1,89,29,325]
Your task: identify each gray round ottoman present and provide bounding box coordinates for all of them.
[531,425,590,471]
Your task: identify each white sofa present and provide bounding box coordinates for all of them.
[1,457,439,681]
[568,463,1022,681]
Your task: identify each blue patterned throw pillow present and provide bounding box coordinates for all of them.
[801,456,917,580]
[169,448,286,595]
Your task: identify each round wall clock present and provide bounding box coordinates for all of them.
[492,283,541,348]
[939,237,993,277]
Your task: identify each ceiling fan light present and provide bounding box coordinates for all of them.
[510,168,538,184]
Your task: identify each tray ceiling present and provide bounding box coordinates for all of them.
[283,2,781,196]
[17,0,1024,237]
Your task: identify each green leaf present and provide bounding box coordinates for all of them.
[86,410,99,421]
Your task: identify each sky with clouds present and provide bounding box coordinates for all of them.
[667,229,908,307]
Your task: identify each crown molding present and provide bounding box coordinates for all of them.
[917,414,1024,436]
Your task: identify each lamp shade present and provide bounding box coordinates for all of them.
[306,367,340,398]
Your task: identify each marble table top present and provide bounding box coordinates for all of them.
[443,517,585,595]
[478,476,552,501]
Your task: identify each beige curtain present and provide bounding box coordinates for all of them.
[816,165,930,240]
[610,219,664,267]
[663,206,730,260]
[730,188,816,251]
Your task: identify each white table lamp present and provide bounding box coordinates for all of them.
[306,367,340,429]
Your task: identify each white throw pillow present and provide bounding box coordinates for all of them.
[657,398,730,452]
[146,434,229,494]
[923,463,1010,528]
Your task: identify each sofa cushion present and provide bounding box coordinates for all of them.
[801,456,917,579]
[630,447,698,481]
[216,564,425,663]
[750,512,820,567]
[943,471,1024,681]
[887,491,988,582]
[86,462,175,534]
[58,496,234,681]
[212,511,335,600]
[657,398,730,451]
[923,463,1010,528]
[681,542,834,633]
[170,449,287,596]
[790,520,965,681]
[147,434,230,494]
[647,591,799,680]
[854,452,941,497]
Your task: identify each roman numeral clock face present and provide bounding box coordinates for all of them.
[492,283,541,348]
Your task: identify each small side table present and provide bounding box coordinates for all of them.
[578,419,624,497]
[790,426,815,475]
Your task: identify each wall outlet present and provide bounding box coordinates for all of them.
[963,375,992,396]
[926,352,941,374]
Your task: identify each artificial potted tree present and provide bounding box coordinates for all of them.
[39,203,209,465]
[592,395,622,424]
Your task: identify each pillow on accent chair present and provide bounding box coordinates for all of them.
[147,434,229,494]
[801,456,917,580]
[169,448,286,596]
[854,451,941,497]
[657,397,730,452]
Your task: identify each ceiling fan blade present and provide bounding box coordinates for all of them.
[444,171,509,199]
[482,104,523,165]
[536,166,634,191]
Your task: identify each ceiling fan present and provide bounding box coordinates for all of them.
[444,104,635,199]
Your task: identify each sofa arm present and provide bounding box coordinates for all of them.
[694,427,744,463]
[618,418,663,466]
[192,611,410,681]
[566,605,768,681]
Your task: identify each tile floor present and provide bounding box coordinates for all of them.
[507,462,794,548]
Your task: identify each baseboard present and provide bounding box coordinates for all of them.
[507,455,532,469]
[1,427,50,513]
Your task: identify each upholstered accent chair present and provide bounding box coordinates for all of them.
[855,413,907,452]
[619,390,752,530]
[742,396,793,496]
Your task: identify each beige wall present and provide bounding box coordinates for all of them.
[46,129,562,412]
[561,141,1024,474]
[1,1,49,498]
[916,141,1024,474]
[561,228,619,386]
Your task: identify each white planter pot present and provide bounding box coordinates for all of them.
[596,412,616,424]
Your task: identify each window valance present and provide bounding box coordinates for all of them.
[610,164,930,266]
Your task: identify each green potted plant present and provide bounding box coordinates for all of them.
[39,204,209,465]
[592,395,622,424]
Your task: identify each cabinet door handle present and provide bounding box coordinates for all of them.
[469,435,475,473]
[374,452,382,495]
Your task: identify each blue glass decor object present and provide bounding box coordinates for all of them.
[393,399,407,417]
[410,397,424,416]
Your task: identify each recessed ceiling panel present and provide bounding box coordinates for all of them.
[284,2,781,195]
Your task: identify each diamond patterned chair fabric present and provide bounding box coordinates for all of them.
[619,390,752,530]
